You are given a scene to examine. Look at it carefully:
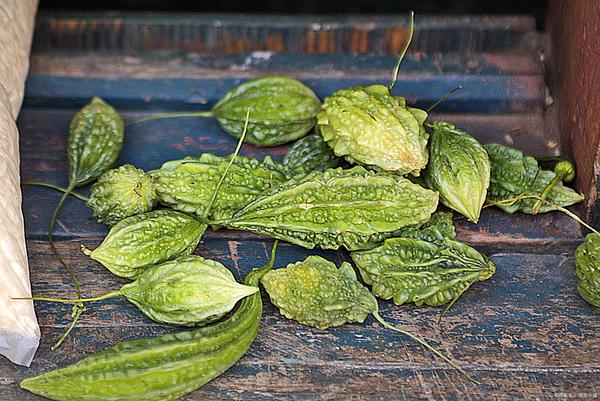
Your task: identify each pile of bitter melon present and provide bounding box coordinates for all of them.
[20,20,596,401]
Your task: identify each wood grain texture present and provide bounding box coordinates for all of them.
[547,0,600,226]
[32,12,536,54]
[1,240,599,400]
[2,11,595,400]
[24,52,544,114]
[17,103,579,250]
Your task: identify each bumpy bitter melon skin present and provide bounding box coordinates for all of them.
[317,84,428,174]
[261,255,377,329]
[84,209,206,279]
[68,97,125,186]
[395,211,456,243]
[484,143,583,213]
[120,255,258,325]
[351,214,496,307]
[424,121,490,223]
[220,166,439,250]
[150,153,287,220]
[575,233,600,307]
[282,131,341,178]
[87,164,157,225]
[212,76,322,146]
[20,260,271,401]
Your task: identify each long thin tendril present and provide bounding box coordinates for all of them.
[23,181,89,202]
[436,281,474,326]
[426,86,463,113]
[487,194,598,234]
[13,291,121,304]
[388,11,414,92]
[48,181,85,349]
[49,182,82,297]
[51,306,84,351]
[203,108,250,220]
[130,111,214,126]
[373,311,479,384]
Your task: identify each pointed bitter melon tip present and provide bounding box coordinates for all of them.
[20,377,38,393]
[80,244,92,256]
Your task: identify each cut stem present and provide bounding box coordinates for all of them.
[373,311,479,384]
[23,181,90,202]
[388,11,414,92]
[13,290,121,304]
[437,282,473,326]
[130,111,214,126]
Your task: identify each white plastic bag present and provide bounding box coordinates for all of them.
[0,0,40,367]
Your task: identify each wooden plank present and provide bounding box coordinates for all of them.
[18,106,579,250]
[7,11,593,399]
[3,370,600,401]
[32,12,537,54]
[547,0,600,226]
[1,241,598,400]
[24,52,544,114]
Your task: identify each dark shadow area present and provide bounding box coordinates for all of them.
[39,0,548,29]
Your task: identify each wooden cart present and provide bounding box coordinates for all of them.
[2,1,599,399]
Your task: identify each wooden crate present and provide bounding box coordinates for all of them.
[2,4,599,400]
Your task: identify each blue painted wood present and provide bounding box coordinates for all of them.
[5,12,591,400]
[24,74,540,113]
[24,52,543,113]
[2,240,599,400]
[18,107,579,250]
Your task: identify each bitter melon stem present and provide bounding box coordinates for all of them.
[372,310,480,385]
[23,181,90,202]
[488,194,598,234]
[48,181,86,350]
[203,108,250,220]
[388,11,414,92]
[14,290,122,304]
[131,111,214,125]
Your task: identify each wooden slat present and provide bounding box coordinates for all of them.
[24,52,544,114]
[1,240,599,400]
[4,11,592,400]
[18,104,577,250]
[32,12,537,54]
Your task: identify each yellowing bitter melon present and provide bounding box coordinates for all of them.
[317,84,429,174]
[26,255,258,326]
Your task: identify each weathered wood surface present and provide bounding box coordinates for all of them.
[2,240,599,400]
[33,12,536,54]
[0,11,595,401]
[25,52,545,115]
[18,103,578,251]
[547,0,600,226]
